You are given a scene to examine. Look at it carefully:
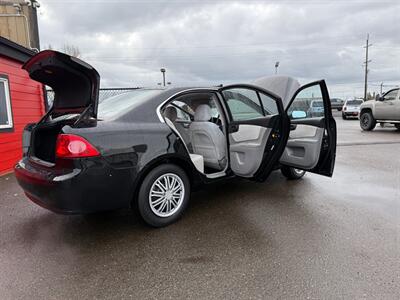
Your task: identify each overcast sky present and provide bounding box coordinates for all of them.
[37,0,399,98]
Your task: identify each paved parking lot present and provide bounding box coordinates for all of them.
[1,112,399,299]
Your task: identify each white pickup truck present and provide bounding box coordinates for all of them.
[359,88,400,131]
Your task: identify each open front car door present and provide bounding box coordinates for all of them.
[280,80,337,176]
[219,85,289,181]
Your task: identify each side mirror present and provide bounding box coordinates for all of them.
[375,94,383,101]
[291,110,307,119]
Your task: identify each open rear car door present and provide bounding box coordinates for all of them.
[280,80,337,176]
[219,84,289,181]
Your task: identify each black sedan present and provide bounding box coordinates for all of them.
[15,51,337,227]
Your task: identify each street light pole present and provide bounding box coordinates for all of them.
[160,68,166,87]
[275,61,280,75]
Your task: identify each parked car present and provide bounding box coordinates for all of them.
[330,98,344,111]
[342,99,363,119]
[14,51,337,227]
[308,100,324,117]
[359,88,400,131]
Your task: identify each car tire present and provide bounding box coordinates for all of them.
[342,113,347,120]
[360,111,376,131]
[395,124,400,130]
[138,164,190,227]
[281,166,306,180]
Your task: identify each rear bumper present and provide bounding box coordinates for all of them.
[14,157,135,214]
[343,111,359,116]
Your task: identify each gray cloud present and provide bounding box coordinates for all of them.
[38,0,400,98]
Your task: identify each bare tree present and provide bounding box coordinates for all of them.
[61,44,81,58]
[43,43,81,58]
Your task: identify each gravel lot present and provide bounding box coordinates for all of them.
[1,112,399,299]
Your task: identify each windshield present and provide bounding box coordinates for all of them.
[98,89,163,119]
[347,100,363,106]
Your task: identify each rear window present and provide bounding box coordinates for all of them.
[98,89,163,119]
[347,100,363,106]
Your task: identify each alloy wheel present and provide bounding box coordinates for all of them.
[149,173,185,218]
[361,114,369,127]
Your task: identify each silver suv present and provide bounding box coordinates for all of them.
[359,88,400,131]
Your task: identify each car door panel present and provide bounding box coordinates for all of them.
[280,126,323,169]
[289,123,319,138]
[229,125,271,177]
[290,117,326,127]
[375,101,394,119]
[219,85,289,180]
[281,80,336,177]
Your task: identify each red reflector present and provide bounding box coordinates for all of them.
[56,134,100,158]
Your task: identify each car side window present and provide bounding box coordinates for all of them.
[222,88,278,121]
[383,89,399,101]
[169,100,192,122]
[288,84,324,119]
[259,93,279,115]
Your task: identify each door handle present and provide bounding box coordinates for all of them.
[290,124,297,131]
[228,124,239,133]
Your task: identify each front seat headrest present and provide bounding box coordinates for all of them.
[194,104,212,122]
[164,106,178,122]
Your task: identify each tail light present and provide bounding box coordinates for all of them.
[56,134,100,158]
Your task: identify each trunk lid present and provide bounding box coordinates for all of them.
[23,50,100,118]
[22,51,100,165]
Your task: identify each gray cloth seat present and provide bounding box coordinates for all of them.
[164,106,191,148]
[189,104,227,170]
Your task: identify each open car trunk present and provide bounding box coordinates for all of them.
[22,50,100,164]
[27,115,79,163]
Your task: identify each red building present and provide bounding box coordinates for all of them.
[0,37,45,175]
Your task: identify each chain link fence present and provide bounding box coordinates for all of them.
[46,87,141,108]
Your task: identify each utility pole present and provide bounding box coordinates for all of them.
[363,34,372,101]
[380,82,383,95]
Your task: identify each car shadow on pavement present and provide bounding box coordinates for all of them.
[7,171,331,300]
[16,171,322,266]
[23,174,311,241]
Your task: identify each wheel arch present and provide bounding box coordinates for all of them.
[360,106,374,116]
[130,154,198,209]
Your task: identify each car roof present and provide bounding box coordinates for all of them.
[116,78,303,122]
[117,86,220,123]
